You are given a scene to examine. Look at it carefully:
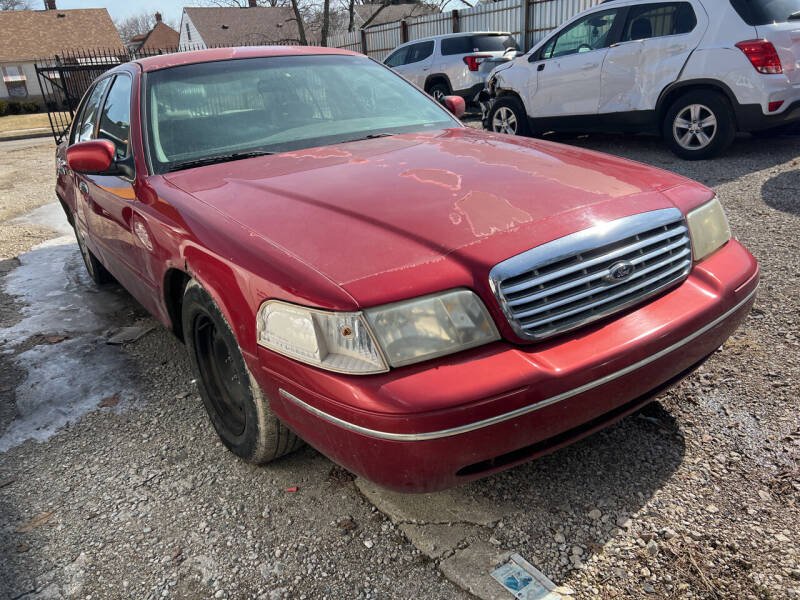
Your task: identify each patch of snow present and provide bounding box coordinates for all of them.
[1,236,129,346]
[1,213,139,451]
[0,336,134,452]
[8,202,74,236]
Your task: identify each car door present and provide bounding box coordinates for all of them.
[392,41,435,88]
[83,73,157,294]
[600,1,706,114]
[528,8,623,118]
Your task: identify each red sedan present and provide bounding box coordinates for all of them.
[56,46,758,492]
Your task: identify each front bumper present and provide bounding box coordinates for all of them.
[250,240,758,492]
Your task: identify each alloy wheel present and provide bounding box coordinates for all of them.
[492,106,518,134]
[673,104,717,150]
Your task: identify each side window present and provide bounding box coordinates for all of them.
[97,75,132,159]
[441,36,471,55]
[384,46,409,68]
[73,77,111,144]
[548,9,620,58]
[406,41,434,64]
[622,2,697,41]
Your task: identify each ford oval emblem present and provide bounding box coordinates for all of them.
[607,261,634,282]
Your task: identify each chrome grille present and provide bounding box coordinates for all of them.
[489,208,692,341]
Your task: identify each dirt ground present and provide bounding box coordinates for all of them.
[0,131,798,600]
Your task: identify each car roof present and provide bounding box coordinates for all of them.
[399,31,511,46]
[135,45,361,72]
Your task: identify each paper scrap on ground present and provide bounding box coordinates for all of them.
[491,553,562,600]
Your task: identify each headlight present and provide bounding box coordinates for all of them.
[256,302,388,374]
[256,290,500,374]
[364,289,500,368]
[686,197,731,262]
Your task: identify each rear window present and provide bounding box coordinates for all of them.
[441,34,519,55]
[729,0,800,25]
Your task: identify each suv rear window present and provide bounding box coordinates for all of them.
[441,34,519,55]
[729,0,800,25]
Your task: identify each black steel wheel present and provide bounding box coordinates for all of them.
[182,280,303,463]
[73,222,113,285]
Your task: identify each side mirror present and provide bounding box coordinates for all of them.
[66,139,116,174]
[442,95,466,119]
[67,139,134,178]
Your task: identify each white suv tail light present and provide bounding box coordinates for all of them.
[735,39,783,74]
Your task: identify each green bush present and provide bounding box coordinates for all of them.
[22,101,39,113]
[8,101,22,115]
[0,99,7,117]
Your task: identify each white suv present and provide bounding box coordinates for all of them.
[482,0,800,159]
[384,32,520,104]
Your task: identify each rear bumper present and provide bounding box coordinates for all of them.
[736,99,800,131]
[252,240,758,492]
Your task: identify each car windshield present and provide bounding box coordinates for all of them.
[729,0,800,24]
[145,54,458,173]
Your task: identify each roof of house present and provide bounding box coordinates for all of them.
[354,3,438,28]
[135,21,180,52]
[183,6,300,47]
[0,8,124,62]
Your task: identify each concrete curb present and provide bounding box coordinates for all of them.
[0,129,53,142]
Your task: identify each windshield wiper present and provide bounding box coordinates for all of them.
[336,132,394,145]
[168,150,274,172]
[789,9,800,19]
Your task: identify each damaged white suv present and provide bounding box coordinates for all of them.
[482,0,800,159]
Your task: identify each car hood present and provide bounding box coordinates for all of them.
[163,128,695,306]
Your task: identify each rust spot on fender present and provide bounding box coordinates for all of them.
[454,191,532,237]
[401,168,462,191]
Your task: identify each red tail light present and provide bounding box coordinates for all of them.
[735,39,783,74]
[463,55,492,71]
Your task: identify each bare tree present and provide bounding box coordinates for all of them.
[115,11,178,45]
[0,0,30,10]
[288,0,309,44]
[319,0,331,45]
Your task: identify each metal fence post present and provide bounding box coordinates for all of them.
[360,28,368,56]
[521,0,530,51]
[451,9,459,33]
[400,20,408,44]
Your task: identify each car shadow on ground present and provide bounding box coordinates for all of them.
[457,398,685,572]
[532,131,800,188]
[761,168,800,215]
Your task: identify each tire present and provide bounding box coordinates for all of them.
[487,96,530,136]
[182,280,303,463]
[662,90,735,160]
[427,81,450,103]
[73,222,113,285]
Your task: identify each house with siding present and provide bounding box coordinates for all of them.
[0,1,124,104]
[178,2,300,50]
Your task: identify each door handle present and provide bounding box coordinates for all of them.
[537,63,545,71]
[79,181,89,197]
[581,63,599,70]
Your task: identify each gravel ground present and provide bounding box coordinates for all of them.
[1,131,798,600]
